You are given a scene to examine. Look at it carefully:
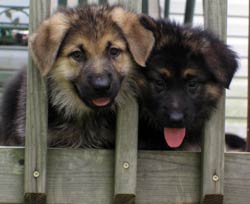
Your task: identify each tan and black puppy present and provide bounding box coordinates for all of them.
[136,18,238,150]
[0,5,154,147]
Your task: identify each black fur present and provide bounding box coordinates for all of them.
[225,133,246,151]
[136,19,238,150]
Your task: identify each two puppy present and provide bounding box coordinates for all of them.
[0,5,238,150]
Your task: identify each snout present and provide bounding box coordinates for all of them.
[73,70,122,109]
[169,112,184,124]
[164,111,185,128]
[88,72,112,92]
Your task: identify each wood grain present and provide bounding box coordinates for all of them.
[25,0,49,198]
[113,1,141,203]
[0,149,250,204]
[202,0,227,203]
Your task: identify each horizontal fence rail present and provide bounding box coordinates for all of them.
[0,149,250,204]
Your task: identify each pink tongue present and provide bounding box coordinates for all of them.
[164,128,186,148]
[92,98,111,107]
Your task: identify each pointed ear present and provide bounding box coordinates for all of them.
[111,7,155,67]
[29,12,70,76]
[201,36,238,88]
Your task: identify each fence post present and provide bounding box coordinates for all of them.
[114,97,138,204]
[184,0,196,25]
[112,2,141,204]
[201,1,227,204]
[24,0,50,203]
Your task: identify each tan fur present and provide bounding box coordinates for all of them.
[29,13,70,76]
[28,5,153,119]
[49,30,133,118]
[182,68,201,78]
[29,5,155,74]
[205,83,223,100]
[111,7,155,67]
[159,68,171,78]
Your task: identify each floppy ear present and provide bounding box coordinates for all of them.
[201,34,238,89]
[29,12,70,76]
[139,14,158,34]
[111,7,155,67]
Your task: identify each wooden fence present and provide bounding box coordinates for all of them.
[0,0,250,204]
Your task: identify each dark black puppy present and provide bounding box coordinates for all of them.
[136,18,238,150]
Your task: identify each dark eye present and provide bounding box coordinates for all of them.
[154,79,165,92]
[155,80,164,87]
[109,47,121,58]
[70,50,85,62]
[187,79,199,92]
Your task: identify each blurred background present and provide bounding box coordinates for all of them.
[0,0,247,140]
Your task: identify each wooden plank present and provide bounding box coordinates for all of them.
[0,149,250,204]
[164,0,170,18]
[24,0,50,202]
[113,1,141,203]
[202,0,227,203]
[58,0,67,6]
[184,0,196,25]
[142,0,148,14]
[114,97,138,204]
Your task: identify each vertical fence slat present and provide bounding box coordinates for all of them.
[142,0,148,14]
[246,0,250,152]
[184,0,196,25]
[58,0,67,6]
[113,1,141,203]
[114,98,138,204]
[99,0,108,4]
[201,0,227,204]
[164,0,170,18]
[24,0,50,203]
[78,0,87,5]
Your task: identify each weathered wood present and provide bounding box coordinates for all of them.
[0,149,250,204]
[142,0,148,14]
[164,0,170,18]
[247,0,250,152]
[184,0,196,25]
[25,0,50,201]
[115,97,138,204]
[113,1,141,203]
[201,0,227,203]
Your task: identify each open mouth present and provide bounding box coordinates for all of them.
[164,128,186,148]
[91,97,112,107]
[73,82,114,108]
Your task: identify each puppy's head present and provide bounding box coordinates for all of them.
[29,5,154,116]
[138,19,238,148]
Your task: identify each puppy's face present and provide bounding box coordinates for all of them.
[138,19,238,148]
[51,23,132,109]
[29,5,154,116]
[141,50,222,147]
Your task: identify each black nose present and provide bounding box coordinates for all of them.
[89,73,111,91]
[169,112,184,123]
